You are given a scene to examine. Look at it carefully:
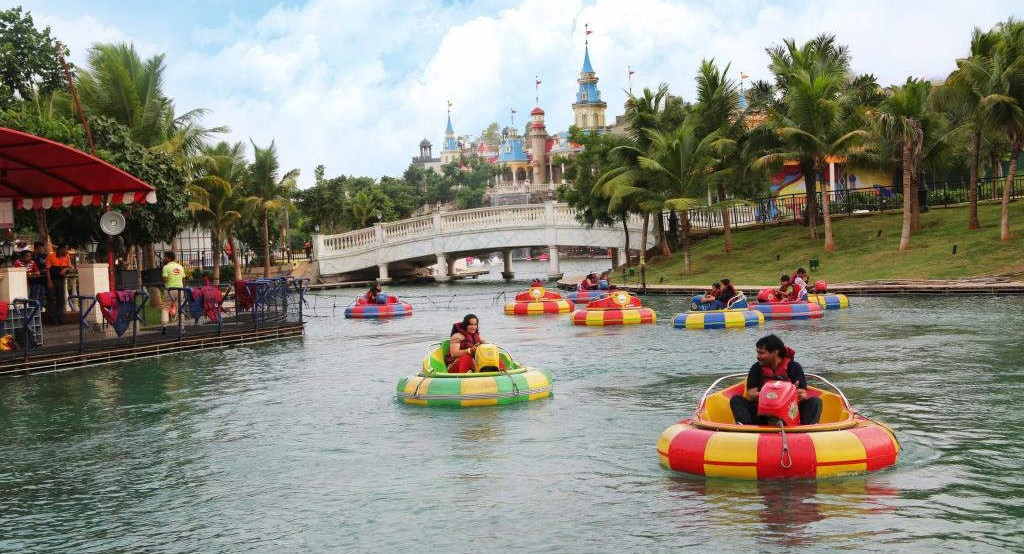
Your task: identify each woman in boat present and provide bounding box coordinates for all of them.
[365,282,383,303]
[729,334,822,425]
[447,314,487,373]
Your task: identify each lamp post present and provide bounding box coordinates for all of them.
[85,239,99,263]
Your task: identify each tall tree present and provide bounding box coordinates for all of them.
[246,140,299,277]
[0,7,67,110]
[937,27,1003,230]
[190,141,257,281]
[877,78,931,251]
[987,19,1024,242]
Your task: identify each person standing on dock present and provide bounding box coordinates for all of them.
[161,252,185,329]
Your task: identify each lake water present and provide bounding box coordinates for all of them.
[1,262,1022,553]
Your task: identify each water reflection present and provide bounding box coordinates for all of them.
[666,475,899,547]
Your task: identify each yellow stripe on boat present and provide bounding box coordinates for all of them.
[811,430,867,478]
[402,376,430,406]
[704,432,759,479]
[459,377,499,407]
[523,371,552,400]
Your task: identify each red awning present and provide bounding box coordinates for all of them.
[0,126,157,210]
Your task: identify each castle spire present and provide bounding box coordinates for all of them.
[572,24,607,131]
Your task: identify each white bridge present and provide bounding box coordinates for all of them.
[313,201,656,282]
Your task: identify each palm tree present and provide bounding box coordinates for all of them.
[247,140,299,277]
[985,19,1024,242]
[937,27,1003,230]
[877,78,932,251]
[760,34,868,251]
[190,141,257,282]
[349,190,380,228]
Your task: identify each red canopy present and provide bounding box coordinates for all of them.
[0,127,157,210]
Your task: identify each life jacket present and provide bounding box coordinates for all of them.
[446,322,482,363]
[761,346,797,381]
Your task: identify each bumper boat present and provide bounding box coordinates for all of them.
[344,293,413,318]
[396,342,553,407]
[504,286,572,315]
[807,293,850,310]
[674,292,764,329]
[571,290,656,326]
[658,374,899,479]
[566,289,610,304]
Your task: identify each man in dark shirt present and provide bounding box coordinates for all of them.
[729,334,822,425]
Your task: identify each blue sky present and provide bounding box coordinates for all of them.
[16,0,1023,186]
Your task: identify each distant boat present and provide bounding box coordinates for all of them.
[538,253,549,261]
[488,255,502,265]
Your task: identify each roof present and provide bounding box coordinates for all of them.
[0,127,157,210]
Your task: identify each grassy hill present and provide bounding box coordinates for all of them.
[641,202,1024,285]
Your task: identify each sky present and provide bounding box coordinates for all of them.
[15,0,1023,187]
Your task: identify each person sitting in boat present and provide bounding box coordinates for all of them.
[578,273,599,291]
[366,282,383,303]
[446,313,487,373]
[730,334,822,426]
[716,278,738,306]
[776,274,806,302]
[530,278,543,288]
[691,282,723,310]
[597,271,616,290]
[791,268,810,301]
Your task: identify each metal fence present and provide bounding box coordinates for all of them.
[0,277,308,364]
[684,175,1024,233]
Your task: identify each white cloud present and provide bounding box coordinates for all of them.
[18,0,1024,185]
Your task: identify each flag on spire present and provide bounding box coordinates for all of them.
[536,76,542,86]
[628,68,636,76]
[585,23,592,35]
[740,73,750,80]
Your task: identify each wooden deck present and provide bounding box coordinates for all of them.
[0,321,304,377]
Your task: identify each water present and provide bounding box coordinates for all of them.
[1,267,1022,553]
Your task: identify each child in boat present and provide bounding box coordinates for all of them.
[691,282,722,310]
[365,282,383,303]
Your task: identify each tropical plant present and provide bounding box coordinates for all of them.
[246,140,299,277]
[190,141,257,281]
[0,7,67,111]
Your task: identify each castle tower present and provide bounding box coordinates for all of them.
[572,42,607,131]
[497,126,529,183]
[528,106,548,184]
[419,138,433,159]
[440,112,460,164]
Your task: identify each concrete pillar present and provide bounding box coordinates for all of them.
[547,245,561,281]
[76,263,110,324]
[0,267,29,303]
[377,263,391,284]
[501,249,514,280]
[434,253,450,282]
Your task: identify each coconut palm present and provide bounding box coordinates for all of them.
[190,141,258,282]
[984,19,1024,242]
[349,190,380,228]
[759,34,869,251]
[247,140,300,277]
[877,78,933,251]
[936,27,1004,230]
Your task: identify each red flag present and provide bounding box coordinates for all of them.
[628,69,636,76]
[586,29,593,35]
[536,78,542,85]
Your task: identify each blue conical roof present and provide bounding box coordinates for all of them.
[446,114,454,134]
[582,45,594,73]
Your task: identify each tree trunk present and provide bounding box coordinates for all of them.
[639,213,650,265]
[1001,142,1020,241]
[991,152,1002,200]
[228,230,241,280]
[212,228,223,283]
[262,209,271,278]
[821,163,835,252]
[801,160,819,240]
[717,182,732,253]
[899,142,913,251]
[621,214,631,266]
[33,210,50,247]
[681,212,693,275]
[143,244,156,269]
[968,127,981,230]
[657,211,671,257]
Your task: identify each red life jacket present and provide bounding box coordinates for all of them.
[446,322,482,363]
[760,346,797,381]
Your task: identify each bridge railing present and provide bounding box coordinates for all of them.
[315,202,650,257]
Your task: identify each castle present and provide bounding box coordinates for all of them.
[412,35,621,205]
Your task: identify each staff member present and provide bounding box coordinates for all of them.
[45,244,75,324]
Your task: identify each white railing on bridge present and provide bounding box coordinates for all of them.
[316,202,641,256]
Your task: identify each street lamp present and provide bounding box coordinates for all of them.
[85,239,100,263]
[314,224,320,233]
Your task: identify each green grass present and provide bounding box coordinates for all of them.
[642,202,1024,285]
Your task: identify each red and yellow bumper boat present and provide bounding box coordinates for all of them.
[504,286,572,315]
[658,374,899,479]
[571,291,656,326]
